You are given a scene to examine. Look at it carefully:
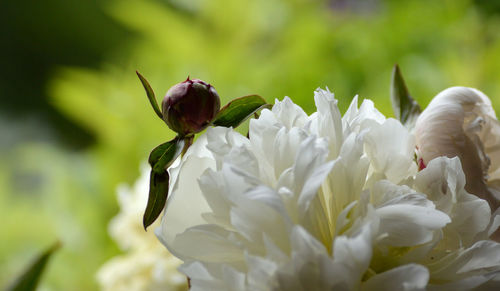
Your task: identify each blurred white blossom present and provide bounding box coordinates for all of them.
[415,87,500,211]
[157,89,500,290]
[97,165,187,291]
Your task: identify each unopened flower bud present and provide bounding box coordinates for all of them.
[162,78,220,136]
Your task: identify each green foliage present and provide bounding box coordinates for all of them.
[144,138,185,229]
[390,65,421,127]
[7,242,60,291]
[137,71,164,119]
[213,95,270,128]
[144,92,269,229]
[0,142,117,290]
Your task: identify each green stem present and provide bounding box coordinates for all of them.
[181,136,194,157]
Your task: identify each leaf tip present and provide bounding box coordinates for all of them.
[136,71,164,119]
[51,241,63,252]
[143,219,150,231]
[391,64,402,81]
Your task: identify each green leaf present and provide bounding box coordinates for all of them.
[136,71,163,119]
[390,64,421,127]
[144,170,170,230]
[213,95,271,128]
[8,241,61,291]
[144,137,185,230]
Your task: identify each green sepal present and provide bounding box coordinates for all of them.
[7,241,61,291]
[213,95,271,128]
[390,64,421,127]
[143,137,185,230]
[136,71,164,119]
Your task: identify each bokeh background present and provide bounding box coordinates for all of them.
[2,0,500,289]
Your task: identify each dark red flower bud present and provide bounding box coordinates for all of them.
[162,78,220,136]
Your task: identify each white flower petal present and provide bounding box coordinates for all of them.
[364,118,417,184]
[429,240,500,282]
[187,264,246,291]
[376,204,450,246]
[173,225,243,263]
[333,222,376,288]
[272,96,309,129]
[294,136,334,215]
[230,195,290,251]
[156,137,215,258]
[273,127,309,178]
[98,165,186,291]
[428,273,499,291]
[313,88,344,159]
[323,133,369,228]
[415,157,491,246]
[343,98,386,133]
[154,89,500,290]
[415,86,500,209]
[362,264,429,291]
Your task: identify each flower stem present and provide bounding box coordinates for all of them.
[181,136,194,157]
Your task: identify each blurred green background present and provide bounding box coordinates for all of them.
[2,0,500,289]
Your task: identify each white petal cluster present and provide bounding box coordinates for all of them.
[97,165,187,291]
[157,89,500,290]
[415,87,500,210]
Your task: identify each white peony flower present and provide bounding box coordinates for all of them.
[97,165,187,291]
[157,89,500,290]
[415,87,500,211]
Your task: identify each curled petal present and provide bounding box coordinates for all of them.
[415,87,500,210]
